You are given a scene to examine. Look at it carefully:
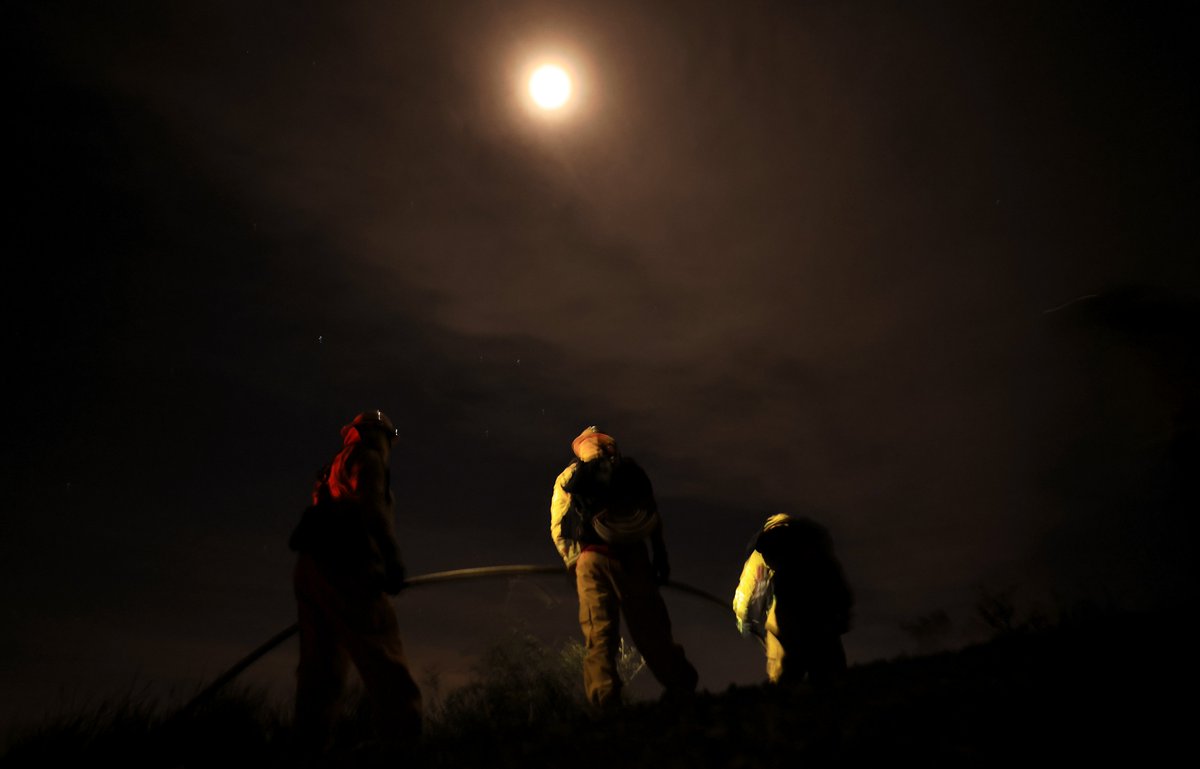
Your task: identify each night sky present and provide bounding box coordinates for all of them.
[4,0,1196,731]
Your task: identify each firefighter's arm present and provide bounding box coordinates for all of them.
[644,472,669,584]
[356,452,406,592]
[549,464,580,569]
[649,516,670,584]
[732,550,766,637]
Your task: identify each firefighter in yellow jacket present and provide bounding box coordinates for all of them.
[551,426,698,710]
[288,410,422,754]
[733,514,853,687]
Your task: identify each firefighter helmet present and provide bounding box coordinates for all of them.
[341,409,398,443]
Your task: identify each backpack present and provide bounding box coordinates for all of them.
[753,518,854,635]
[563,456,659,544]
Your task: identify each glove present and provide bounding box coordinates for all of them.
[381,561,407,595]
[652,553,670,585]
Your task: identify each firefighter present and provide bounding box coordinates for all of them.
[733,514,853,687]
[550,426,698,710]
[288,410,422,755]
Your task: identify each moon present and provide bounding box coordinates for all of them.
[529,64,571,110]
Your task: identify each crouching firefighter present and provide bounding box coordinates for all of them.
[733,514,854,688]
[288,410,422,754]
[550,426,699,711]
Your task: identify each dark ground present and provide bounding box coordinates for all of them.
[2,607,1190,768]
[440,611,1191,768]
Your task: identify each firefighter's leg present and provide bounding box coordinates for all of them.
[765,631,786,683]
[293,557,350,753]
[765,603,785,683]
[617,551,698,697]
[340,591,423,746]
[796,632,847,689]
[576,550,622,709]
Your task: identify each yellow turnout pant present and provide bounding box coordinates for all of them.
[765,601,847,687]
[575,547,698,708]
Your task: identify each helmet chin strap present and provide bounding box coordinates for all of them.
[178,564,727,715]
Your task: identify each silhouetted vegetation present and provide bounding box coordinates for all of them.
[2,608,1188,768]
[420,629,644,765]
[0,683,287,768]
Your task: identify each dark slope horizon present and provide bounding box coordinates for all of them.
[2,606,1191,767]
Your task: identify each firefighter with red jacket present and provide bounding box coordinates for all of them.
[289,410,422,754]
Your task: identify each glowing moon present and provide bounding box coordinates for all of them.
[529,65,571,110]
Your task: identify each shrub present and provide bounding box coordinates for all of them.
[425,630,643,735]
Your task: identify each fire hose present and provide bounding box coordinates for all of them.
[180,564,729,714]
